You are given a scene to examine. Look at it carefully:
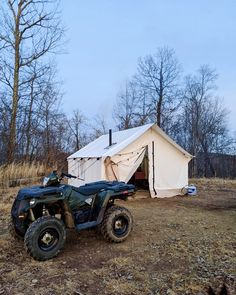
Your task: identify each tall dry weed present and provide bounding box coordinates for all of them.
[0,162,47,188]
[190,177,236,190]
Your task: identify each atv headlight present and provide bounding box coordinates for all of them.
[29,198,36,206]
[43,177,50,187]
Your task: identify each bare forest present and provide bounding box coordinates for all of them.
[0,1,235,179]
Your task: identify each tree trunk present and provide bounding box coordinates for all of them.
[156,65,163,128]
[25,80,35,161]
[157,99,162,127]
[7,9,21,163]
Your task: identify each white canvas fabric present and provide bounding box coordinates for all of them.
[105,146,147,183]
[68,123,192,198]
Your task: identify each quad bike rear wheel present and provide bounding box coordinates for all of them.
[24,216,66,261]
[101,206,133,243]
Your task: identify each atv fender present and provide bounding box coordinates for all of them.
[75,190,122,231]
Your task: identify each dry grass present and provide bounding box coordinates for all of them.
[0,162,47,188]
[0,179,235,294]
[190,177,236,190]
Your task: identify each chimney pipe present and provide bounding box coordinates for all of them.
[109,129,112,146]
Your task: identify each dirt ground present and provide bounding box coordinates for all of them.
[0,179,235,295]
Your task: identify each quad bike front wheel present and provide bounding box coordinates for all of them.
[24,216,66,261]
[101,205,133,243]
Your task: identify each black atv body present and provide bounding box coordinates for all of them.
[10,172,135,261]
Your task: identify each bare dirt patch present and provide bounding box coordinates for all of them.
[0,180,235,295]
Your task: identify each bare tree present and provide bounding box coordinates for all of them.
[114,47,182,131]
[113,81,141,130]
[22,62,52,160]
[67,110,87,151]
[22,63,62,162]
[0,93,10,163]
[0,0,64,162]
[179,65,230,177]
[89,114,109,139]
[134,47,182,129]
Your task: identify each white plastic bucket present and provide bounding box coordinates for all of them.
[187,185,197,196]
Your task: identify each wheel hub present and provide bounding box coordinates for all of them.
[114,219,123,229]
[41,232,53,245]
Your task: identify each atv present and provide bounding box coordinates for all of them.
[10,171,135,261]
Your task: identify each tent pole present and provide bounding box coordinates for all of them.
[152,141,157,195]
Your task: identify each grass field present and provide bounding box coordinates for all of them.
[0,162,46,188]
[0,179,235,295]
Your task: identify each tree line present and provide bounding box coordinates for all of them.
[0,1,235,178]
[113,48,235,178]
[0,0,90,167]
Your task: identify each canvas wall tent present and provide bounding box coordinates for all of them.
[67,123,193,198]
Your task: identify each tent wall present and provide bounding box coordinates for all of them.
[68,157,102,187]
[147,128,190,198]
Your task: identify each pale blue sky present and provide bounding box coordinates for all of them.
[58,0,236,131]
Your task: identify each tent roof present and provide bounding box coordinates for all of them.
[68,123,192,159]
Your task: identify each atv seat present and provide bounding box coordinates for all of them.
[73,181,134,196]
[74,182,114,196]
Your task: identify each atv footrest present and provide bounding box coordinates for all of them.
[75,221,98,231]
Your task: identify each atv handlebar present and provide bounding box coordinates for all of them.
[61,171,77,179]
